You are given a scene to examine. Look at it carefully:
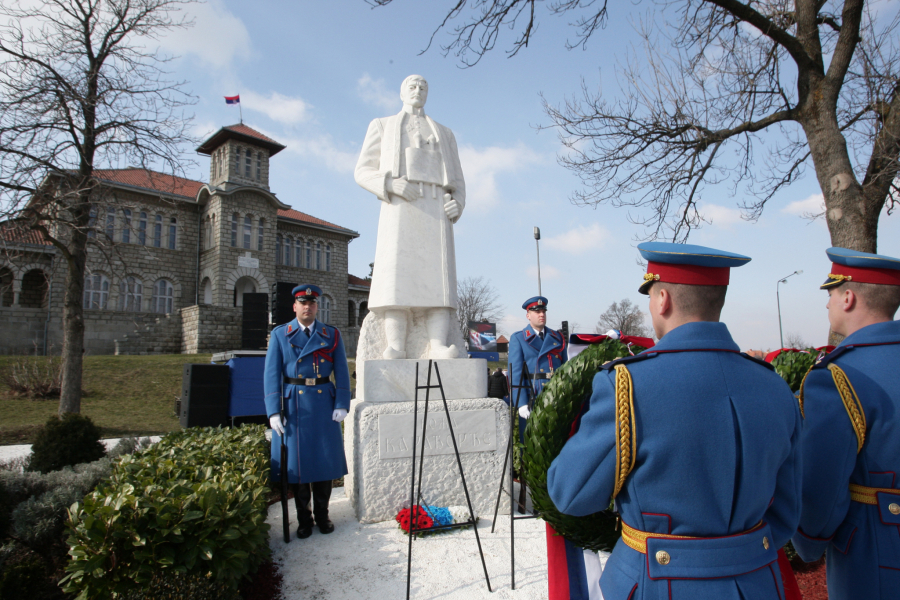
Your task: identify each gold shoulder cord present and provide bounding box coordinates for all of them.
[827,363,866,453]
[613,364,637,499]
[797,364,814,418]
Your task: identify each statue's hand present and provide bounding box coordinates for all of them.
[443,195,461,222]
[390,177,419,203]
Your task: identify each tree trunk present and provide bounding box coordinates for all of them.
[58,232,88,415]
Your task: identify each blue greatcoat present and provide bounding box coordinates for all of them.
[264,319,351,484]
[791,320,900,599]
[508,324,567,407]
[548,322,802,600]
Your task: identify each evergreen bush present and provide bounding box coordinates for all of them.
[26,414,106,474]
[63,425,271,599]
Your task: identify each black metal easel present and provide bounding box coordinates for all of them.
[405,360,492,599]
[489,363,540,590]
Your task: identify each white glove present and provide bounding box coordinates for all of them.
[269,415,285,435]
[332,409,348,422]
[605,329,622,340]
[518,405,531,419]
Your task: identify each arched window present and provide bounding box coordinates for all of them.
[316,242,322,270]
[321,295,332,324]
[347,300,355,327]
[168,217,177,250]
[20,270,48,308]
[138,212,147,245]
[358,301,368,326]
[295,239,303,267]
[256,151,261,181]
[152,279,174,314]
[305,241,312,269]
[201,277,212,304]
[105,206,115,241]
[153,214,162,248]
[285,237,293,267]
[234,146,240,174]
[275,235,282,265]
[243,215,252,249]
[122,209,131,243]
[244,148,252,177]
[209,214,216,249]
[231,213,238,247]
[117,276,143,312]
[83,273,110,310]
[326,244,333,272]
[257,218,264,251]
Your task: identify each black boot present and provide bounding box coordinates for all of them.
[312,480,334,534]
[293,483,314,539]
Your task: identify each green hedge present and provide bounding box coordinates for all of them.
[61,425,271,600]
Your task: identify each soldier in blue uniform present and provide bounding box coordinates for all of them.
[791,248,900,600]
[265,284,351,539]
[548,242,802,600]
[508,296,567,415]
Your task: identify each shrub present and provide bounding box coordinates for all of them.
[0,553,47,600]
[27,414,106,474]
[121,571,241,600]
[0,355,62,399]
[1,458,112,546]
[62,425,271,600]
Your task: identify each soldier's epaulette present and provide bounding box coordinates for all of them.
[600,352,656,371]
[739,352,776,371]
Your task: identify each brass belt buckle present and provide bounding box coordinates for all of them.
[305,378,316,386]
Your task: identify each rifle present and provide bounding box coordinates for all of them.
[280,391,290,543]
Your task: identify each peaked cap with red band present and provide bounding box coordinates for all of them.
[637,242,751,295]
[820,247,900,290]
[292,284,322,300]
[522,296,549,311]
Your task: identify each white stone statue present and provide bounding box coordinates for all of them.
[355,75,465,360]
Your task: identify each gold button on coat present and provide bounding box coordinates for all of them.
[318,390,322,393]
[762,536,770,550]
[655,550,670,565]
[890,503,900,515]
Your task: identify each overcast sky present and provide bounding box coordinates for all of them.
[153,0,900,350]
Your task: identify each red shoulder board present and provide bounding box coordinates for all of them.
[287,324,292,333]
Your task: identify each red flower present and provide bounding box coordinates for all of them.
[396,505,435,533]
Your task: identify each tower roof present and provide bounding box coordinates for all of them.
[196,124,286,156]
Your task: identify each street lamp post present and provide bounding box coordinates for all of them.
[534,227,542,296]
[777,270,803,348]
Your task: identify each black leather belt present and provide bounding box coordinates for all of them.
[284,376,330,386]
[532,373,552,380]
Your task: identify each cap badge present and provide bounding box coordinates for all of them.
[643,273,660,282]
[828,273,852,282]
[305,288,313,296]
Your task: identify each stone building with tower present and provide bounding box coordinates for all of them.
[0,124,370,356]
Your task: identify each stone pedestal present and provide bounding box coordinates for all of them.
[344,397,510,523]
[358,358,488,402]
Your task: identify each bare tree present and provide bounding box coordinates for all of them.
[595,298,650,337]
[0,0,196,414]
[371,0,900,252]
[456,275,503,336]
[784,331,808,349]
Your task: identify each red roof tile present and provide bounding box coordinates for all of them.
[93,169,203,199]
[0,221,53,246]
[196,124,286,156]
[223,124,282,146]
[348,274,371,287]
[277,208,357,236]
[497,335,509,344]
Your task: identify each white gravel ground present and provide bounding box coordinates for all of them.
[267,488,610,600]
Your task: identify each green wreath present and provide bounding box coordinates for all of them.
[769,348,818,393]
[520,338,647,552]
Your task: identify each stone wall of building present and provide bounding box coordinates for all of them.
[0,307,50,355]
[181,305,242,354]
[112,311,183,355]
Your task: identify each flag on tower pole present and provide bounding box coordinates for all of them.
[225,95,242,123]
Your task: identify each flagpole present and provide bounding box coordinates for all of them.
[239,100,243,124]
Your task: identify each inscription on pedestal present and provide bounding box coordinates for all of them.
[378,410,496,459]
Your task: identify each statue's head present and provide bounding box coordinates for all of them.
[400,75,428,109]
